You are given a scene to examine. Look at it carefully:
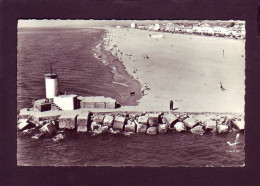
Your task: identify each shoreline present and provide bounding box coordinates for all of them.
[92,29,142,106]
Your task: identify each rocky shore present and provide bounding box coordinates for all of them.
[18,110,244,142]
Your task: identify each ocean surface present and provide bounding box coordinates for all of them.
[17,27,245,167]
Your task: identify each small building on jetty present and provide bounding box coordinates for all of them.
[31,69,117,113]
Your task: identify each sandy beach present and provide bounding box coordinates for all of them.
[103,27,245,113]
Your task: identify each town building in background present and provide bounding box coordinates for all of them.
[130,23,136,28]
[130,21,245,39]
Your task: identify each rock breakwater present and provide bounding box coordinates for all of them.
[18,110,244,141]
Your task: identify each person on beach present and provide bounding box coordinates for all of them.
[220,82,226,91]
[223,49,225,57]
[141,89,145,96]
[170,100,174,110]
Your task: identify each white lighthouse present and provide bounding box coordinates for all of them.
[44,67,59,99]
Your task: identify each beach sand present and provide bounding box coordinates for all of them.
[103,27,245,113]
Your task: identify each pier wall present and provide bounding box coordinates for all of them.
[18,109,244,140]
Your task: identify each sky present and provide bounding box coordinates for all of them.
[18,19,244,28]
[18,19,162,28]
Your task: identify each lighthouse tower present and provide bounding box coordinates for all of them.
[44,66,59,99]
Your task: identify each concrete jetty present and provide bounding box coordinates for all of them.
[18,108,244,141]
[79,96,116,109]
[77,113,90,132]
[59,114,77,129]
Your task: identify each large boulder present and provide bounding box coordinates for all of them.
[217,124,229,133]
[17,119,32,131]
[59,114,77,129]
[178,114,189,121]
[30,111,61,124]
[148,113,160,126]
[39,122,57,135]
[103,115,114,127]
[101,125,109,133]
[231,119,245,131]
[158,124,168,134]
[108,128,120,134]
[92,126,103,135]
[174,122,186,132]
[22,128,36,135]
[77,125,88,133]
[138,116,148,125]
[113,116,126,131]
[31,132,45,139]
[183,117,198,128]
[147,127,158,135]
[191,125,205,135]
[161,117,167,124]
[37,120,47,128]
[125,121,136,133]
[77,113,90,133]
[164,114,178,128]
[18,108,32,119]
[136,121,147,133]
[205,120,217,131]
[93,115,105,124]
[53,133,65,142]
[90,122,101,131]
[217,117,227,125]
[129,113,138,120]
[195,115,210,125]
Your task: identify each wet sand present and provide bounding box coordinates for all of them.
[103,27,245,113]
[93,31,142,106]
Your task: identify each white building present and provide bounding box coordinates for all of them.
[130,23,136,28]
[193,26,202,33]
[202,27,214,35]
[183,26,193,33]
[199,24,213,35]
[54,94,78,110]
[233,22,246,38]
[154,23,160,31]
[137,25,145,29]
[165,23,174,32]
[213,26,229,36]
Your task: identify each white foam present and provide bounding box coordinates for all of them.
[111,67,116,74]
[112,81,129,87]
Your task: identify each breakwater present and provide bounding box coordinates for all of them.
[18,108,244,142]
